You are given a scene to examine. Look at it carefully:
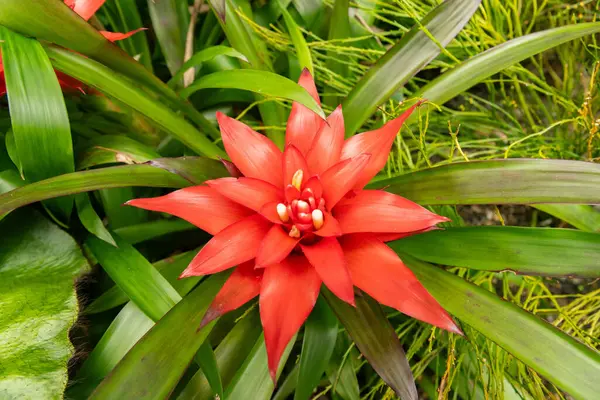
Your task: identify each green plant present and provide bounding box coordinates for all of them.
[0,0,598,399]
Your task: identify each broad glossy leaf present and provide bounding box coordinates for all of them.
[0,164,189,219]
[417,22,600,107]
[147,0,188,76]
[534,204,600,233]
[295,297,337,400]
[178,310,262,400]
[279,1,313,74]
[77,135,160,169]
[0,26,74,218]
[0,210,89,398]
[85,250,198,314]
[370,159,600,205]
[342,0,481,135]
[180,69,325,119]
[76,193,116,245]
[86,234,181,321]
[168,46,249,88]
[324,289,418,400]
[89,273,228,399]
[44,45,225,158]
[114,219,196,245]
[225,334,296,400]
[402,255,600,400]
[390,227,600,277]
[0,169,24,194]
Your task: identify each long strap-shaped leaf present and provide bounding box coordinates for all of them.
[0,157,228,218]
[416,22,600,107]
[401,255,600,400]
[341,0,481,136]
[43,45,225,158]
[89,273,228,400]
[390,227,600,277]
[370,159,600,205]
[0,26,74,219]
[324,289,418,400]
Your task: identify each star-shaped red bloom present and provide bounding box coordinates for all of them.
[0,0,143,96]
[127,70,460,381]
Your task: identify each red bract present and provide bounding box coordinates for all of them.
[127,70,461,381]
[0,0,143,96]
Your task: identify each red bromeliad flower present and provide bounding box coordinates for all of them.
[0,0,142,96]
[127,70,461,381]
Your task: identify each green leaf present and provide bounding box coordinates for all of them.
[103,0,153,71]
[86,234,181,321]
[225,334,296,400]
[114,219,196,245]
[325,0,351,107]
[0,210,89,399]
[341,0,481,136]
[168,46,249,88]
[0,164,190,219]
[179,69,325,119]
[89,273,228,399]
[76,193,116,246]
[327,333,360,400]
[324,290,418,400]
[416,22,600,107]
[194,340,224,400]
[177,310,262,400]
[77,135,161,169]
[0,26,74,218]
[402,255,600,400]
[278,1,313,75]
[0,169,24,195]
[85,250,198,314]
[147,0,188,76]
[148,156,230,184]
[295,297,337,400]
[390,227,600,277]
[370,159,600,205]
[44,45,225,158]
[533,204,600,233]
[98,187,147,229]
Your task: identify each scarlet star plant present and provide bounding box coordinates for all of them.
[127,70,461,380]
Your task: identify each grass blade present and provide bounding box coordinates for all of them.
[390,227,600,277]
[179,69,325,119]
[147,0,188,76]
[114,219,196,245]
[402,255,600,400]
[370,159,600,205]
[0,26,74,218]
[77,135,160,170]
[44,45,225,158]
[324,289,418,400]
[342,0,481,136]
[76,193,116,246]
[279,0,313,74]
[533,205,600,233]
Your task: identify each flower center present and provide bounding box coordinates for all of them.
[276,169,326,238]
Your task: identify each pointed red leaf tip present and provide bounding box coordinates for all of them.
[341,234,462,334]
[260,255,321,383]
[216,112,283,188]
[285,69,324,155]
[282,145,309,188]
[334,190,450,234]
[125,186,253,235]
[218,157,243,178]
[200,261,262,328]
[306,105,345,175]
[301,238,355,306]
[255,224,300,268]
[341,101,422,190]
[100,28,146,42]
[206,177,282,213]
[180,214,271,278]
[320,154,371,208]
[69,0,106,21]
